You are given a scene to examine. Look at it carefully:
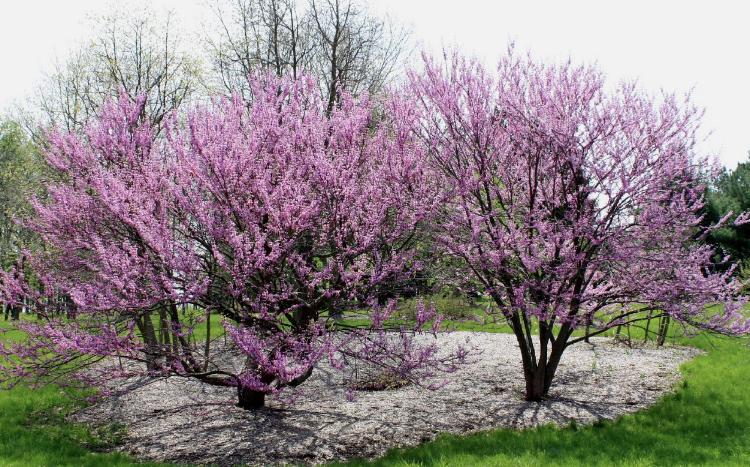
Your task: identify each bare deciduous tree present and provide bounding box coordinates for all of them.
[27,6,202,136]
[205,0,314,100]
[309,0,409,113]
[204,0,409,112]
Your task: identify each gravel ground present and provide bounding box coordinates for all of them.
[74,332,699,466]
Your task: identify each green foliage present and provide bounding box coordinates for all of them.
[395,293,492,322]
[0,120,43,269]
[706,156,750,268]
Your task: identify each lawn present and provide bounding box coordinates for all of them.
[0,320,168,467]
[1,311,749,466]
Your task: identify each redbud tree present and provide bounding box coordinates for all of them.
[406,51,750,401]
[0,75,456,409]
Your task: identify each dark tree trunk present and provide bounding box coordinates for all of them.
[626,323,632,347]
[157,306,172,351]
[8,304,21,321]
[584,323,591,343]
[498,299,572,403]
[524,365,547,401]
[237,385,266,410]
[522,344,565,401]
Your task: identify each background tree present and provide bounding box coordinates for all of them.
[407,51,750,401]
[204,0,409,112]
[205,0,314,99]
[25,6,202,137]
[0,120,45,321]
[308,0,409,114]
[11,3,205,354]
[0,121,41,268]
[706,156,750,272]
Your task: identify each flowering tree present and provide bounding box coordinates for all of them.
[0,75,455,409]
[407,51,750,401]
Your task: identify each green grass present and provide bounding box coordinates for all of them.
[339,299,676,340]
[0,320,171,467]
[142,306,226,343]
[0,386,156,467]
[2,307,750,466]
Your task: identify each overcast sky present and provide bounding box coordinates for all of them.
[1,0,748,168]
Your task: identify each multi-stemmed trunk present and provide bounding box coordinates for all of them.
[3,303,21,321]
[504,308,573,402]
[518,333,569,401]
[522,347,566,401]
[134,303,320,410]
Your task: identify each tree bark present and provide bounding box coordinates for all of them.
[136,311,161,371]
[643,311,653,343]
[522,340,565,401]
[237,385,266,409]
[524,365,546,401]
[656,315,670,347]
[7,303,21,321]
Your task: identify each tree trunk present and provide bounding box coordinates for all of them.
[237,385,266,410]
[626,323,632,347]
[157,306,172,351]
[203,306,211,372]
[500,303,570,403]
[656,315,670,347]
[584,323,591,343]
[524,366,547,401]
[136,311,161,371]
[643,311,653,343]
[522,340,565,401]
[8,304,20,321]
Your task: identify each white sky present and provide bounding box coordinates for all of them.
[1,0,748,168]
